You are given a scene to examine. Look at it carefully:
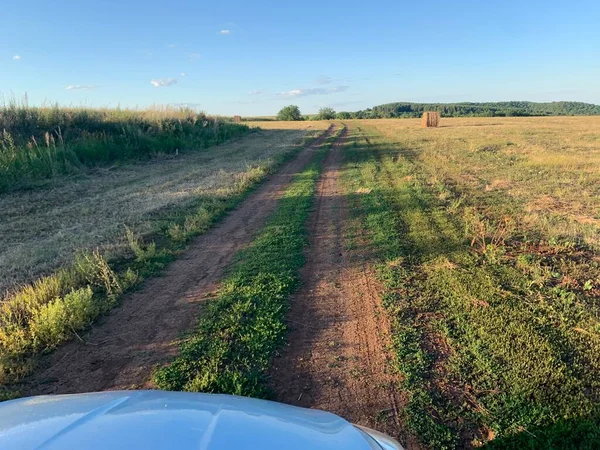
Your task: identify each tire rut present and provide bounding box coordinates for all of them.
[17,125,337,396]
[269,127,412,445]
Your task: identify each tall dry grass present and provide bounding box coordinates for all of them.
[0,101,250,192]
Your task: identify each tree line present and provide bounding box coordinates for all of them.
[277,101,600,121]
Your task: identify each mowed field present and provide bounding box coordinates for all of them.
[341,117,600,448]
[1,115,599,449]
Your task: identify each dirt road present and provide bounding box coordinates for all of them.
[18,126,336,396]
[269,128,411,443]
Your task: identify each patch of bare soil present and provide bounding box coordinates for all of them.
[269,129,415,447]
[17,126,336,396]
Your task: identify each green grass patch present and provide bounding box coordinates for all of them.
[153,127,342,397]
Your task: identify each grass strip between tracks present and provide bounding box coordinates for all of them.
[153,126,344,397]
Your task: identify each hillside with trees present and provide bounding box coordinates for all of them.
[348,101,600,118]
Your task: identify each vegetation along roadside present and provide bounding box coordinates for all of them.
[0,103,250,193]
[152,126,345,396]
[0,124,329,399]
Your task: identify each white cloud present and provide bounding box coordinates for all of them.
[169,102,202,109]
[189,52,201,61]
[180,72,187,77]
[150,78,178,88]
[13,55,21,61]
[280,89,303,97]
[65,85,99,90]
[248,90,263,95]
[168,43,177,48]
[315,75,332,85]
[278,86,349,97]
[219,29,231,35]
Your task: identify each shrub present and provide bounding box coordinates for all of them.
[316,107,336,120]
[29,287,96,350]
[0,251,119,369]
[277,105,302,121]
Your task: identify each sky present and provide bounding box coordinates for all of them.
[1,0,599,116]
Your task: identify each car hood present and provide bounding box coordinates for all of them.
[0,390,376,450]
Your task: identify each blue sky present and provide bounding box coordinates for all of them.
[1,0,599,116]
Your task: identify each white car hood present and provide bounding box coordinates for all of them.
[0,390,376,449]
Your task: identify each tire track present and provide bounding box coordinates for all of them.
[269,126,412,445]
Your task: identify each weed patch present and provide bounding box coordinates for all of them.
[0,104,250,192]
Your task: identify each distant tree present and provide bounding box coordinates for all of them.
[336,111,351,120]
[277,105,302,121]
[317,107,336,120]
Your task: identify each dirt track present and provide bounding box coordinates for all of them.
[269,128,410,443]
[18,125,336,396]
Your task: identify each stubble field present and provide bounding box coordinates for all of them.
[343,117,600,448]
[1,114,599,449]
